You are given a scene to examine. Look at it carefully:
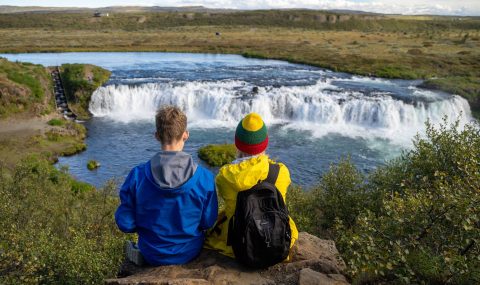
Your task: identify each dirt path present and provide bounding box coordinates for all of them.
[0,114,57,139]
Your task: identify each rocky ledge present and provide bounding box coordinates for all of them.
[106,232,349,285]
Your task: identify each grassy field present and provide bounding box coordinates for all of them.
[0,11,479,115]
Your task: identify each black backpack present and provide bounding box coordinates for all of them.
[227,163,291,268]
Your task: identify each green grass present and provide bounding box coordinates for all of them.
[6,69,44,99]
[0,120,87,168]
[47,118,65,126]
[0,59,53,118]
[198,144,236,167]
[0,156,126,284]
[421,76,480,109]
[0,11,478,32]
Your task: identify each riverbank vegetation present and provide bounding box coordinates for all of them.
[287,120,480,284]
[0,59,122,284]
[1,119,477,284]
[0,11,479,116]
[0,118,87,167]
[60,64,111,119]
[0,58,53,118]
[0,156,126,284]
[0,59,111,168]
[0,10,478,284]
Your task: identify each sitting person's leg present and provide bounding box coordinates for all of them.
[125,240,145,266]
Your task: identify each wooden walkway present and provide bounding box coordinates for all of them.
[51,67,77,121]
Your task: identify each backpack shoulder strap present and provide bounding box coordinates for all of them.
[264,163,280,185]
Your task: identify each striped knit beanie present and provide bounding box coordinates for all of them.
[235,113,268,155]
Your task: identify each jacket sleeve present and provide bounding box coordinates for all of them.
[115,168,137,233]
[200,177,218,231]
[275,163,292,203]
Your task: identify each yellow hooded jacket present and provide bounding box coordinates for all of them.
[205,154,298,258]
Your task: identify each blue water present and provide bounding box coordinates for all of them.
[1,52,471,188]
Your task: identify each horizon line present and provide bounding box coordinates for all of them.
[1,4,480,17]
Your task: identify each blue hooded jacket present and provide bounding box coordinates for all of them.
[115,152,218,266]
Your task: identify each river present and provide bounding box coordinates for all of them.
[1,52,472,187]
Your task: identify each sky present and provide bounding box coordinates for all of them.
[1,0,479,16]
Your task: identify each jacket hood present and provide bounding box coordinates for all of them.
[217,154,270,192]
[148,151,197,189]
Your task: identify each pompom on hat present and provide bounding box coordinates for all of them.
[235,113,268,155]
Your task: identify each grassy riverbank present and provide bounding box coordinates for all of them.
[0,57,125,285]
[0,58,54,118]
[0,11,479,116]
[0,58,110,167]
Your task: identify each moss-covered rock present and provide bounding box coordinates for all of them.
[87,159,100,170]
[198,144,236,167]
[60,63,111,119]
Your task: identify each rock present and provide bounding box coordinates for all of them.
[105,232,349,285]
[292,232,346,271]
[327,15,337,24]
[299,268,349,285]
[337,15,351,22]
[314,14,327,23]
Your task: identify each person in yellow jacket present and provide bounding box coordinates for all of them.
[205,112,298,259]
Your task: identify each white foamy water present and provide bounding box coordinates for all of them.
[89,79,472,144]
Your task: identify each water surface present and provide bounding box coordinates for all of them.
[1,52,472,187]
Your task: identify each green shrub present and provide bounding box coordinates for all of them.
[47,118,65,126]
[71,179,95,193]
[315,158,374,230]
[287,158,376,238]
[87,159,100,170]
[0,156,127,284]
[334,119,480,284]
[287,119,479,284]
[198,144,236,167]
[286,185,317,234]
[45,130,62,141]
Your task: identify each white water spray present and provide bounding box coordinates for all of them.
[89,80,472,143]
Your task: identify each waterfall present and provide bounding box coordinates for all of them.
[89,80,472,141]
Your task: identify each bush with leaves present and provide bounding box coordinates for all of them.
[287,158,374,237]
[0,156,127,284]
[335,120,480,284]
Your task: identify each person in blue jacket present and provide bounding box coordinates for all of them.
[115,105,218,266]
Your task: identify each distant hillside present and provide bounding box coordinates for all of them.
[0,5,234,14]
